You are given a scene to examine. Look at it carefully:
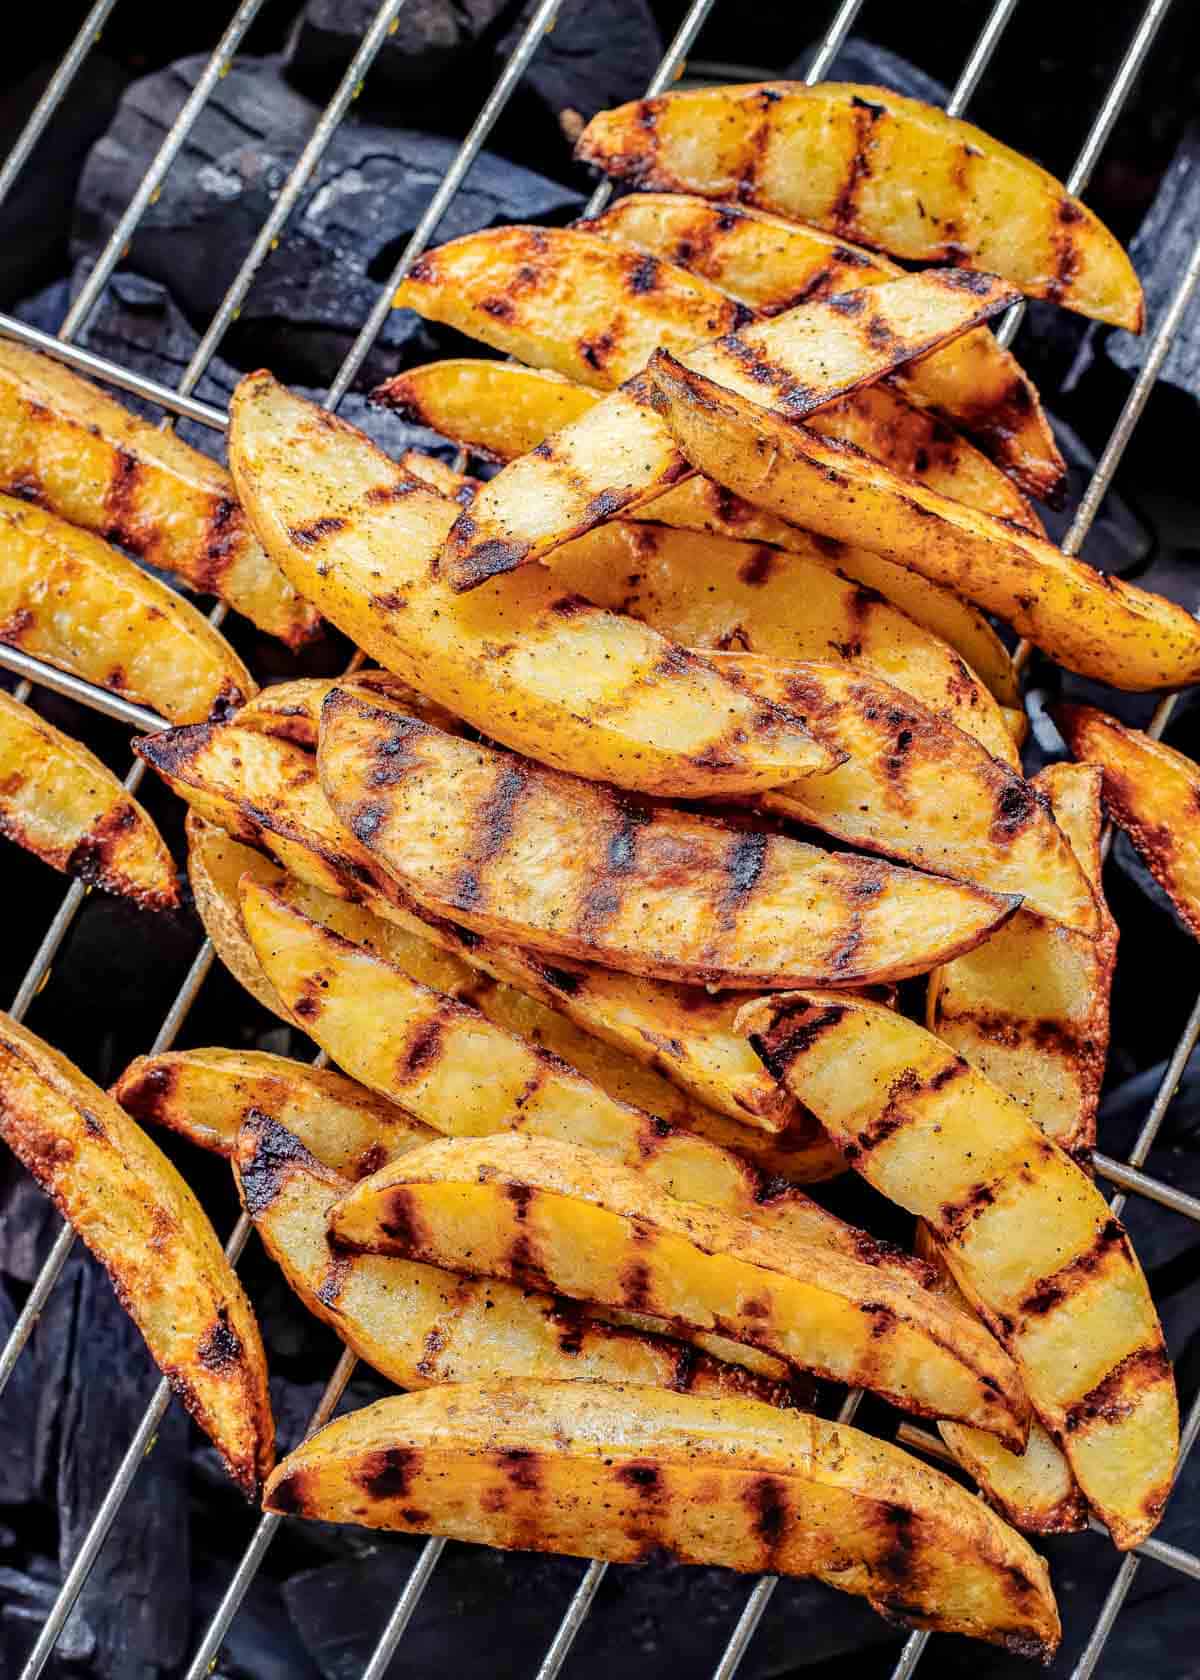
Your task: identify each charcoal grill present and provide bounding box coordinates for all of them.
[1,2,1199,1676]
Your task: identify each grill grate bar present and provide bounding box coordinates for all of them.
[0,0,120,212]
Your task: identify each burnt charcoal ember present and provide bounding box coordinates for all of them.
[286,0,509,106]
[1108,123,1200,404]
[54,1254,191,1680]
[74,56,580,389]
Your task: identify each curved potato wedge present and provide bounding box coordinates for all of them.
[0,339,318,645]
[1057,705,1200,941]
[265,1378,1060,1657]
[228,372,828,799]
[236,1114,795,1402]
[394,224,749,389]
[238,877,918,1280]
[915,1225,1087,1535]
[113,1046,430,1170]
[739,991,1179,1549]
[0,494,255,723]
[234,673,459,750]
[928,763,1117,1161]
[319,689,1021,987]
[540,518,1018,765]
[0,1011,273,1495]
[440,269,1019,590]
[374,358,598,463]
[649,352,1200,692]
[186,814,291,1018]
[330,1133,1029,1445]
[0,688,177,908]
[584,195,1064,500]
[715,655,1096,933]
[577,82,1142,329]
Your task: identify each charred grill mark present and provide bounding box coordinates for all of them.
[64,801,142,891]
[197,1306,244,1372]
[670,1343,698,1392]
[736,545,775,587]
[627,254,660,295]
[827,290,866,318]
[288,516,347,549]
[197,496,245,593]
[585,488,626,522]
[453,535,533,588]
[534,960,582,996]
[715,334,815,415]
[619,1259,655,1312]
[1018,1219,1128,1318]
[873,1502,917,1596]
[831,97,885,235]
[267,1469,313,1515]
[381,1185,426,1251]
[316,1251,352,1307]
[365,715,428,788]
[357,1446,419,1500]
[579,331,618,374]
[239,1111,315,1216]
[550,1296,589,1357]
[351,801,387,845]
[743,1474,788,1559]
[496,1447,541,1490]
[989,775,1045,845]
[480,296,514,321]
[415,1324,447,1379]
[716,832,768,929]
[104,448,142,549]
[395,1009,450,1084]
[1048,197,1086,303]
[616,1460,662,1496]
[1063,1344,1172,1434]
[364,477,419,505]
[114,1060,175,1123]
[0,606,33,644]
[574,803,648,941]
[749,1002,847,1080]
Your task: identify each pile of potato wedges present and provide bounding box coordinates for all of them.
[5,79,1200,1662]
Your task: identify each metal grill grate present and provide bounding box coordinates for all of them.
[0,3,1198,1676]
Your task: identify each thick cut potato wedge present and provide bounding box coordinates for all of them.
[739,991,1179,1549]
[113,1046,430,1171]
[0,339,318,645]
[0,688,177,908]
[0,494,254,723]
[330,1133,1029,1444]
[649,353,1200,692]
[238,877,918,1277]
[577,83,1142,330]
[584,195,1064,500]
[928,763,1117,1161]
[715,655,1096,933]
[234,673,460,750]
[319,689,1021,987]
[915,1224,1086,1535]
[440,269,1019,590]
[265,1378,1060,1658]
[236,1113,796,1403]
[186,814,291,1018]
[395,224,750,388]
[374,359,598,463]
[228,372,829,799]
[1057,705,1200,942]
[0,1011,273,1495]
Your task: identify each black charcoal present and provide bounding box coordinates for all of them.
[1109,123,1200,404]
[286,0,509,105]
[786,36,948,106]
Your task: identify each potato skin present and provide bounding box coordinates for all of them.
[264,1378,1061,1660]
[0,1012,273,1496]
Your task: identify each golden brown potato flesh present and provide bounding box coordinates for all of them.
[233,672,459,750]
[318,687,1022,988]
[185,814,291,1018]
[577,82,1142,328]
[739,991,1179,1550]
[0,1011,273,1495]
[0,688,177,908]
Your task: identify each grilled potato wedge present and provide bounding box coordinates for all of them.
[319,688,1021,987]
[585,195,1064,499]
[186,814,291,1017]
[0,495,254,723]
[228,372,830,799]
[395,224,750,388]
[0,687,177,908]
[113,1046,425,1169]
[238,876,918,1277]
[331,1133,1029,1444]
[234,674,460,750]
[915,1224,1087,1535]
[739,991,1179,1549]
[440,269,1019,590]
[385,373,1023,706]
[715,655,1095,932]
[577,82,1142,330]
[265,1378,1060,1657]
[928,763,1117,1161]
[236,1113,796,1403]
[1057,705,1200,941]
[0,339,318,645]
[649,353,1200,692]
[0,1011,273,1495]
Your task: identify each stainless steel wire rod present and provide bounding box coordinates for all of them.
[0,0,121,213]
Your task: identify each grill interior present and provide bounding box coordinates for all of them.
[1,2,1199,1677]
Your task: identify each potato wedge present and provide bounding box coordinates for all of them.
[739,991,1179,1549]
[238,876,919,1279]
[265,1378,1060,1657]
[235,1112,795,1403]
[234,673,459,750]
[228,372,830,799]
[0,687,177,908]
[331,1133,1029,1444]
[714,655,1096,932]
[915,1224,1087,1535]
[649,352,1200,692]
[928,763,1117,1161]
[0,339,318,646]
[1057,705,1200,941]
[319,688,1021,987]
[584,194,1064,500]
[440,269,1019,590]
[0,494,254,723]
[113,1046,430,1170]
[374,358,598,462]
[577,82,1142,329]
[394,224,750,389]
[186,814,291,1017]
[0,1011,273,1495]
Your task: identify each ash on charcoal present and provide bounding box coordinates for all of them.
[1108,124,1200,403]
[73,55,580,389]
